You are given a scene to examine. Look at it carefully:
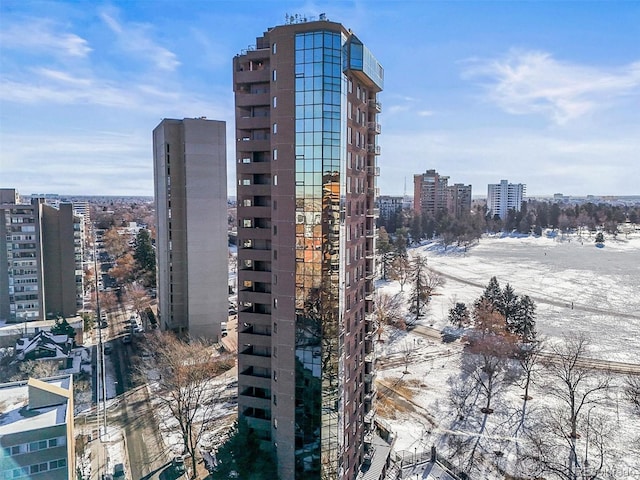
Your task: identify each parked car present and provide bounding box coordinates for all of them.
[113,463,125,479]
[122,334,132,345]
[104,344,113,355]
[172,455,186,474]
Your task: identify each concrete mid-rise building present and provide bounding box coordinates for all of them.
[487,179,526,219]
[234,18,389,480]
[1,192,81,323]
[0,375,75,479]
[152,118,228,340]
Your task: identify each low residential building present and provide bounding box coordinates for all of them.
[14,330,73,363]
[0,375,75,479]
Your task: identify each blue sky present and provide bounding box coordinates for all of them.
[1,1,639,197]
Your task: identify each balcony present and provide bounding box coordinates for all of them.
[364,371,376,384]
[368,99,382,112]
[365,335,374,353]
[239,332,272,348]
[239,394,270,411]
[239,351,271,369]
[235,68,270,84]
[237,115,270,131]
[365,208,380,218]
[366,144,381,155]
[367,122,381,134]
[235,92,270,107]
[365,166,380,176]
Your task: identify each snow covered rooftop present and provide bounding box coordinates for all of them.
[0,375,72,436]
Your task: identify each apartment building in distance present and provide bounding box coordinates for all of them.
[413,170,472,218]
[0,375,75,479]
[152,118,229,340]
[234,17,390,480]
[447,183,473,218]
[377,195,404,222]
[487,179,526,219]
[0,190,82,322]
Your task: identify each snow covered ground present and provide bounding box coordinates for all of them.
[415,232,640,363]
[375,231,640,479]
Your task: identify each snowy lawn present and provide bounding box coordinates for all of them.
[375,232,640,479]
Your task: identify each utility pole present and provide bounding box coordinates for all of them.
[93,226,108,475]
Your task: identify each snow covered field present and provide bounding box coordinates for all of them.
[376,232,640,479]
[416,232,640,363]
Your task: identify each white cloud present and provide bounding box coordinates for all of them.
[0,18,91,57]
[464,50,640,124]
[0,69,233,121]
[99,9,180,72]
[100,10,180,71]
[378,126,640,196]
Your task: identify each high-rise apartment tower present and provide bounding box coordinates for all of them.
[234,18,385,479]
[487,179,526,219]
[153,118,228,340]
[413,169,449,217]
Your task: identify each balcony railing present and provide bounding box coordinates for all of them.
[366,144,381,155]
[367,122,381,134]
[366,165,380,176]
[368,99,382,112]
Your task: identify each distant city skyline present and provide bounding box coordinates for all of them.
[1,1,639,197]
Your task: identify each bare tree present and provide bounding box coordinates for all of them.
[533,333,611,479]
[624,375,640,414]
[523,406,614,480]
[388,255,410,291]
[9,359,59,381]
[140,332,234,477]
[102,226,130,259]
[98,290,118,314]
[400,340,416,374]
[125,283,152,325]
[407,254,442,324]
[373,292,405,341]
[514,339,545,435]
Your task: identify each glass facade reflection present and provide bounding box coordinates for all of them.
[294,30,344,478]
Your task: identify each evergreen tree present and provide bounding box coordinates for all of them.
[448,302,470,328]
[475,276,502,310]
[408,255,429,324]
[394,228,408,258]
[511,295,537,341]
[51,317,76,340]
[499,283,520,329]
[134,229,156,287]
[410,213,422,243]
[376,227,394,280]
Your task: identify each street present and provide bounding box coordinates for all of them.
[86,306,176,480]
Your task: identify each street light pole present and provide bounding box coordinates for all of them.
[93,228,108,437]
